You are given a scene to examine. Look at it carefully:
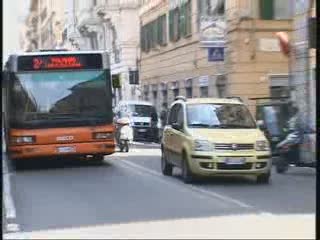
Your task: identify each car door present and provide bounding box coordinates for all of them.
[170,104,186,166]
[163,104,178,165]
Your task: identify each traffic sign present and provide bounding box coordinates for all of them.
[208,47,224,62]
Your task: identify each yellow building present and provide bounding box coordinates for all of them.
[139,0,293,114]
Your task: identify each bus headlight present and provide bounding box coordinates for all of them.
[11,136,35,144]
[93,132,114,139]
[194,140,214,152]
[255,140,270,151]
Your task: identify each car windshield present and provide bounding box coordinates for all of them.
[9,70,113,128]
[187,103,256,129]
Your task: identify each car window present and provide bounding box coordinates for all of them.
[168,104,179,125]
[176,105,184,125]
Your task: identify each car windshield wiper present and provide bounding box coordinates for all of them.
[219,124,255,129]
[188,123,212,128]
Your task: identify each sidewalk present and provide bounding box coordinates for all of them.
[14,213,315,239]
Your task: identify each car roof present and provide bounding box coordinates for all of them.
[118,100,154,106]
[176,98,244,105]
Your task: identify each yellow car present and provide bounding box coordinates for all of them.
[161,97,272,184]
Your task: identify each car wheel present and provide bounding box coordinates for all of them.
[276,157,289,174]
[181,153,194,184]
[161,148,173,176]
[119,143,124,152]
[256,172,270,184]
[125,141,129,152]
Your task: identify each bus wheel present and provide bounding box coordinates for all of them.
[92,155,104,164]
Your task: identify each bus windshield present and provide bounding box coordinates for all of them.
[10,70,113,128]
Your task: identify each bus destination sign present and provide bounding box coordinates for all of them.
[17,54,103,71]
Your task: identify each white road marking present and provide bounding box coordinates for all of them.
[6,223,20,232]
[3,232,28,239]
[111,157,255,210]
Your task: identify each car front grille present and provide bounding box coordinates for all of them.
[215,143,254,151]
[134,122,150,127]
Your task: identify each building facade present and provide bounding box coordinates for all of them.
[67,0,144,102]
[139,0,293,114]
[22,0,66,51]
[291,0,316,162]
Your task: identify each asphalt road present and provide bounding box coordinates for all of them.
[3,143,316,239]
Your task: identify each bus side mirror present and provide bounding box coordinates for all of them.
[112,74,121,89]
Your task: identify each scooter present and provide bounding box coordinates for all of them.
[275,130,316,173]
[116,118,133,152]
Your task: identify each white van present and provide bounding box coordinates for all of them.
[114,101,160,142]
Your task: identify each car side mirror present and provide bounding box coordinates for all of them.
[172,122,183,131]
[257,120,266,131]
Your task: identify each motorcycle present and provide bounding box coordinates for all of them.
[116,118,133,152]
[275,129,316,173]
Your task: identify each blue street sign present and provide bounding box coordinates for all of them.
[208,47,224,62]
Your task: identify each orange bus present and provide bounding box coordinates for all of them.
[2,50,115,164]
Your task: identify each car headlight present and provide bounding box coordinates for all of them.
[93,132,114,139]
[194,140,214,152]
[255,140,270,151]
[11,136,35,144]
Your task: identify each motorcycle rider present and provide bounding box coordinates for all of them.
[276,104,303,172]
[116,117,133,152]
[287,105,303,141]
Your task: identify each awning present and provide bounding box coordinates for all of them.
[275,32,290,56]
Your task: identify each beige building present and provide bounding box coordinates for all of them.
[139,0,293,114]
[22,0,39,51]
[23,0,66,51]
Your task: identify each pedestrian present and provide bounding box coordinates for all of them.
[160,103,168,127]
[150,109,159,142]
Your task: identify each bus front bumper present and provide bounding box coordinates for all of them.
[9,141,116,159]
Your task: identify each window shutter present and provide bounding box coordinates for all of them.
[141,26,145,52]
[152,20,157,48]
[179,3,186,37]
[309,17,316,49]
[157,17,162,45]
[146,23,150,52]
[174,8,180,41]
[163,14,167,44]
[169,10,174,41]
[260,0,274,20]
[186,0,192,35]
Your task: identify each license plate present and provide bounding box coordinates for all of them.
[224,158,245,165]
[138,129,147,133]
[57,146,76,153]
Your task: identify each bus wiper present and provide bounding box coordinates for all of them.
[25,113,51,120]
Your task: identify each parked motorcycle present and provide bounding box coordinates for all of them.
[116,118,133,152]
